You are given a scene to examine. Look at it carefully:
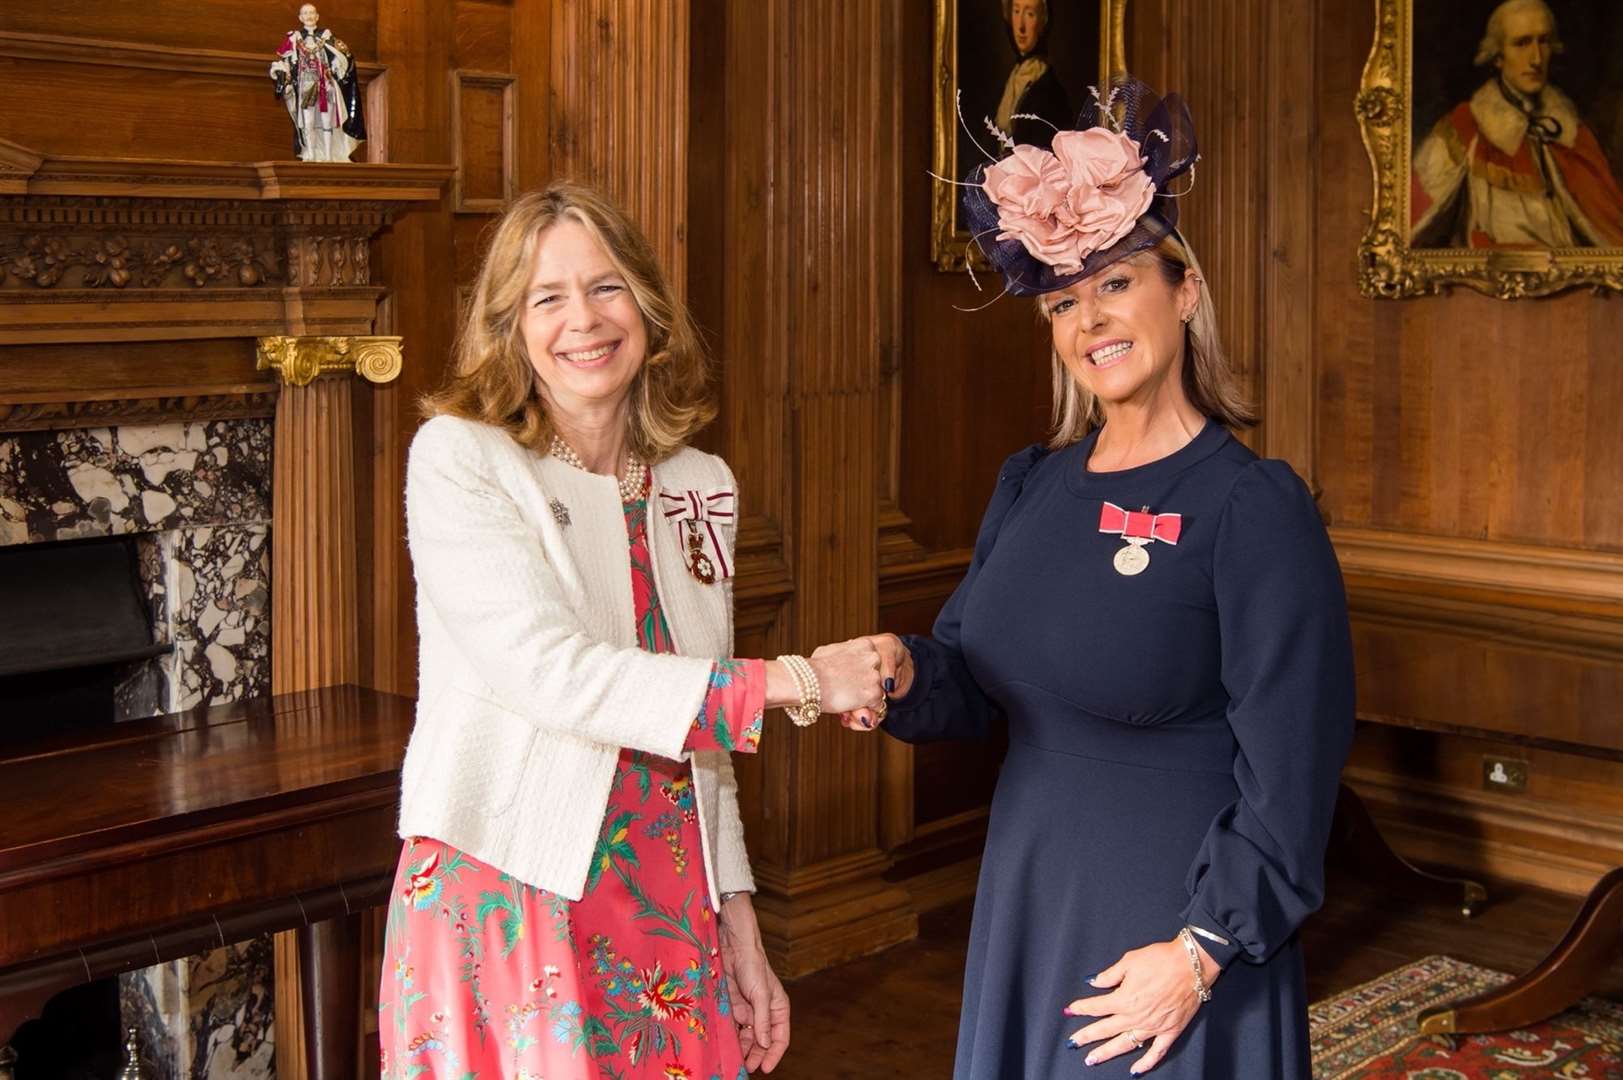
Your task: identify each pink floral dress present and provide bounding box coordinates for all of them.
[380,479,765,1080]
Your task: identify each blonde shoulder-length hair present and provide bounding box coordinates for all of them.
[1042,233,1256,447]
[421,182,715,462]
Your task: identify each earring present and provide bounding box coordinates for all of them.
[1181,311,1194,324]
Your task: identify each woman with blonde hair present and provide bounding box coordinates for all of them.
[378,181,885,1078]
[836,80,1355,1077]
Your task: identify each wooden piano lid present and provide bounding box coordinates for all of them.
[0,684,414,875]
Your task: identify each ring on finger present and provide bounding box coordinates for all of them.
[1129,1028,1144,1049]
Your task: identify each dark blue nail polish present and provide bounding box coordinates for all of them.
[862,716,874,729]
[884,677,895,694]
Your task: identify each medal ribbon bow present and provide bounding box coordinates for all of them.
[658,488,737,579]
[1098,502,1182,544]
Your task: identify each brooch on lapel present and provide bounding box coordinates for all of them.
[658,487,736,585]
[1098,502,1181,576]
[548,498,571,527]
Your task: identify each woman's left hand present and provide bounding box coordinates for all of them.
[719,894,791,1072]
[1063,936,1220,1073]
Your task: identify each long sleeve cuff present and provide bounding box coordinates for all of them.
[888,636,938,713]
[1179,901,1245,969]
[685,659,765,754]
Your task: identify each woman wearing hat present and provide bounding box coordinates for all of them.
[379,182,887,1079]
[839,82,1355,1077]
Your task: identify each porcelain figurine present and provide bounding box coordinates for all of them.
[269,4,366,162]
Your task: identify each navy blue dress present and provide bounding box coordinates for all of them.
[885,421,1355,1080]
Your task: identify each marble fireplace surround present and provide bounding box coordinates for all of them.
[1,145,452,1079]
[0,419,274,720]
[0,416,277,1079]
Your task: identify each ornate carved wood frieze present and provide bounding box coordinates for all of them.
[0,143,451,347]
[0,140,449,429]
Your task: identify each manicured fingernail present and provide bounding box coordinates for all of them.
[1085,1055,1099,1066]
[1062,1006,1078,1016]
[1087,976,1101,986]
[862,716,873,729]
[884,677,895,693]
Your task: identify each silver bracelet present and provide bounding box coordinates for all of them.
[1178,927,1213,1003]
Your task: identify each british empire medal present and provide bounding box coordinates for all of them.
[1113,537,1151,576]
[1099,502,1181,577]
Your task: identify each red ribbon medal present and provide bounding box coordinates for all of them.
[1098,502,1182,576]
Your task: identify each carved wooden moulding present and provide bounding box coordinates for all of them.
[0,141,449,430]
[0,141,453,345]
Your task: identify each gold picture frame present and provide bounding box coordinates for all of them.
[932,0,1129,271]
[1357,0,1623,299]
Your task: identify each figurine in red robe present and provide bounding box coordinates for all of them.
[269,4,366,162]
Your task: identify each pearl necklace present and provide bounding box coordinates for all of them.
[549,435,647,502]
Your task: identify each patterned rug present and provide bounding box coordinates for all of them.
[1309,955,1623,1079]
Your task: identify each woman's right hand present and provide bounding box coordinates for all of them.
[804,638,887,715]
[812,634,913,730]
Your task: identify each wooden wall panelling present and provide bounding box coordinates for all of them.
[454,0,515,74]
[1145,0,1270,450]
[367,0,458,706]
[707,0,793,879]
[550,0,689,291]
[450,71,516,213]
[691,0,919,976]
[1313,0,1623,554]
[0,7,379,58]
[1261,0,1317,480]
[510,0,552,192]
[1307,0,1623,899]
[0,33,381,165]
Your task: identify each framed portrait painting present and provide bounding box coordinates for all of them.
[1358,0,1623,298]
[932,0,1128,270]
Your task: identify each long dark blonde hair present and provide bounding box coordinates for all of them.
[1042,233,1256,446]
[422,182,715,461]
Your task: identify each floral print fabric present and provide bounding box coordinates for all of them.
[380,482,765,1079]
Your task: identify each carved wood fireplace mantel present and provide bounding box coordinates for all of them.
[0,143,451,1077]
[0,137,451,431]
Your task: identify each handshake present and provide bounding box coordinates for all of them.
[770,633,915,731]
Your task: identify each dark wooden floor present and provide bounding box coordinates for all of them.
[770,863,1623,1079]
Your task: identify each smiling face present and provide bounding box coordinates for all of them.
[1496,5,1556,96]
[521,218,648,426]
[1009,0,1045,55]
[1045,253,1200,416]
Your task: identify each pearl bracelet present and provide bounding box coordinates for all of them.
[776,654,821,727]
[1178,927,1213,1003]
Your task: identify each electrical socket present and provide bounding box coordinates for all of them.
[1482,756,1528,793]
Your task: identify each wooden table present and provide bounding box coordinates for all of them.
[1348,620,1623,1035]
[0,684,413,1078]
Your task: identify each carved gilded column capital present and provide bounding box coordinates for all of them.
[255,335,403,387]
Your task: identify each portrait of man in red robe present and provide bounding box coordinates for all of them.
[1410,0,1623,249]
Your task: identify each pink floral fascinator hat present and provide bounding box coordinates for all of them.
[958,76,1198,297]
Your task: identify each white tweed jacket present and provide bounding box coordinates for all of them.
[398,414,754,907]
